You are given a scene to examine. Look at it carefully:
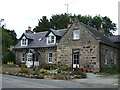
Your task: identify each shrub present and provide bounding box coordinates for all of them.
[101,65,120,74]
[19,69,28,73]
[2,51,16,64]
[21,64,26,70]
[71,71,86,78]
[40,68,46,73]
[53,74,72,80]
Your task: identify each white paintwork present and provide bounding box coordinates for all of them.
[21,54,25,62]
[26,61,39,68]
[46,32,56,45]
[34,61,39,66]
[26,61,32,68]
[73,64,79,68]
[48,52,53,63]
[21,36,28,46]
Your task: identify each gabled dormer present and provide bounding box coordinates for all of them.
[46,32,56,45]
[21,36,28,46]
[20,33,34,47]
[45,28,67,45]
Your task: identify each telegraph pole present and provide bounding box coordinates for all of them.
[65,4,69,14]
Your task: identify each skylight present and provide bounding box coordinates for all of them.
[39,38,42,41]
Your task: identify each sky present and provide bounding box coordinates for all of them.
[0,0,119,38]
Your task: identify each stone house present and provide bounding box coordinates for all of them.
[14,19,120,72]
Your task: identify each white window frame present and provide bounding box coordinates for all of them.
[105,50,108,65]
[21,36,28,46]
[27,53,33,61]
[114,54,116,64]
[21,54,25,62]
[73,30,80,40]
[48,53,53,63]
[47,32,56,44]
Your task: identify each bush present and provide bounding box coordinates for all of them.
[21,64,26,70]
[40,68,46,73]
[52,74,72,80]
[71,71,86,78]
[2,51,16,64]
[19,69,28,73]
[101,65,120,74]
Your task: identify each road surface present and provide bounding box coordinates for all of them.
[1,74,88,88]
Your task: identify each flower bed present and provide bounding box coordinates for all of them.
[2,64,87,80]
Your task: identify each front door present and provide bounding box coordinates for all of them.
[26,53,33,68]
[72,52,80,68]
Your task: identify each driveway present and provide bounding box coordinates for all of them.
[72,73,119,88]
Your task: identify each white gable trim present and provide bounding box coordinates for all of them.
[21,36,28,46]
[47,32,56,45]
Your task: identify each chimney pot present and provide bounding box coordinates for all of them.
[25,26,33,34]
[28,26,31,30]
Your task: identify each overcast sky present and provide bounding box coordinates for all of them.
[0,0,119,38]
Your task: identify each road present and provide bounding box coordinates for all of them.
[1,74,88,88]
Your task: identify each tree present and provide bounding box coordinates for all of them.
[33,14,117,36]
[50,13,69,29]
[33,16,50,32]
[101,16,116,35]
[2,27,18,64]
[77,15,116,36]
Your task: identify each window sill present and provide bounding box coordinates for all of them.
[73,39,80,41]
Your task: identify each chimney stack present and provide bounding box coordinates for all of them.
[25,26,33,34]
[99,24,104,33]
[28,26,31,30]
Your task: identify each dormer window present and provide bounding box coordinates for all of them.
[48,36,54,43]
[21,36,28,46]
[47,32,56,44]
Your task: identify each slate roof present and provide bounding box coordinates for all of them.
[81,22,119,48]
[50,28,67,37]
[14,29,67,49]
[14,22,119,49]
[109,35,120,43]
[26,49,40,55]
[20,33,34,40]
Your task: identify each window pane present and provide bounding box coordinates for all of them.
[51,36,54,39]
[73,30,80,40]
[47,36,55,44]
[48,53,53,63]
[49,53,52,57]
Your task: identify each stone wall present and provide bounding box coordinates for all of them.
[100,44,119,69]
[57,22,100,72]
[37,47,57,65]
[15,47,57,65]
[15,49,28,64]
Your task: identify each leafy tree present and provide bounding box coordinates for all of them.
[50,13,69,29]
[2,27,18,64]
[33,14,117,36]
[2,28,14,51]
[33,16,50,32]
[77,15,116,36]
[101,16,116,35]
